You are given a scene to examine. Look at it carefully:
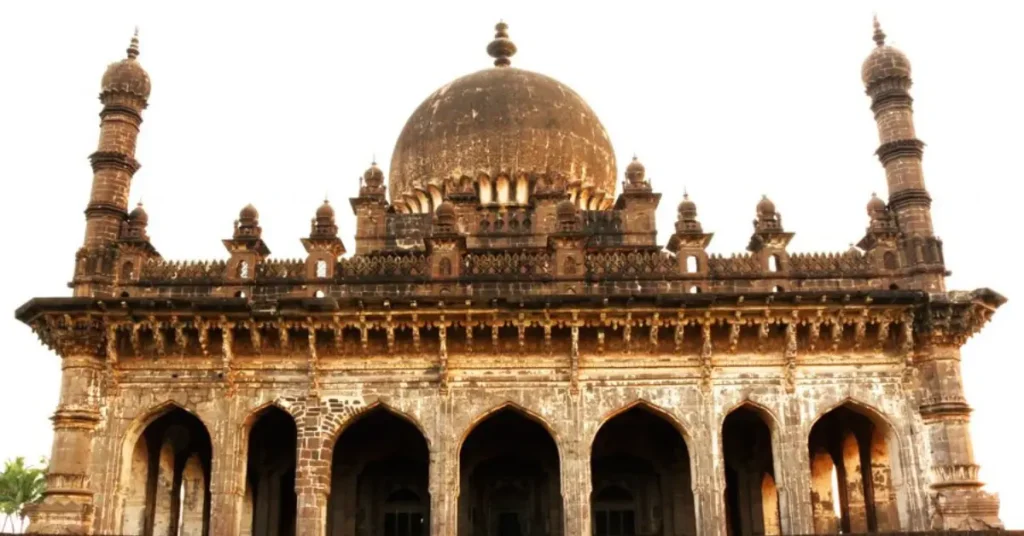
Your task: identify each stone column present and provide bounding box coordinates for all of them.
[916,344,1002,529]
[559,434,590,536]
[296,400,330,536]
[209,402,245,536]
[429,443,455,536]
[25,354,104,534]
[778,397,814,534]
[694,401,725,536]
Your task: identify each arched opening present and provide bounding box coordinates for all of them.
[439,257,453,277]
[479,176,494,205]
[767,255,780,273]
[235,291,247,298]
[327,407,429,536]
[316,259,329,279]
[314,290,326,298]
[515,176,529,205]
[883,251,897,270]
[591,406,695,536]
[496,176,511,205]
[772,286,783,293]
[238,261,251,279]
[120,406,212,536]
[122,260,135,281]
[689,286,701,294]
[807,403,900,533]
[459,407,562,536]
[244,406,297,536]
[685,255,698,273]
[722,406,778,536]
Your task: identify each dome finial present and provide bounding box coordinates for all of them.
[127,26,140,59]
[872,14,886,47]
[487,20,517,68]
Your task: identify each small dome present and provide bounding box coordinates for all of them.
[101,31,151,99]
[756,195,776,218]
[435,202,456,219]
[677,193,697,219]
[363,161,385,188]
[316,199,335,219]
[556,199,577,220]
[861,18,911,87]
[867,192,886,215]
[128,202,148,225]
[625,156,646,184]
[240,203,259,222]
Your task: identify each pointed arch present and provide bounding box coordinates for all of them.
[240,399,299,438]
[720,398,781,433]
[808,397,897,439]
[327,401,431,536]
[593,399,693,449]
[459,401,562,456]
[592,399,697,535]
[807,397,905,533]
[459,401,563,536]
[115,401,213,536]
[721,400,782,536]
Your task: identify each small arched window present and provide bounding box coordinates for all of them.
[439,257,453,277]
[315,259,328,278]
[883,251,898,270]
[768,254,781,273]
[121,261,135,281]
[235,291,246,298]
[238,261,250,279]
[686,255,699,273]
[689,285,701,294]
[773,285,783,293]
[314,290,325,298]
[564,256,577,275]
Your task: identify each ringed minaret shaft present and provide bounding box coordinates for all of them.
[862,17,944,290]
[84,30,150,249]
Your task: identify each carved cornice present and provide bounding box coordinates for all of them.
[889,188,933,210]
[88,150,141,174]
[876,138,925,165]
[916,289,1006,348]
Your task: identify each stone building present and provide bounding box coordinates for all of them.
[16,19,1007,536]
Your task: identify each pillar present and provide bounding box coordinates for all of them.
[917,344,1002,528]
[209,405,245,536]
[761,474,781,536]
[808,448,838,534]
[24,355,104,534]
[151,441,177,536]
[429,443,455,536]
[296,400,330,536]
[841,433,868,533]
[559,436,589,536]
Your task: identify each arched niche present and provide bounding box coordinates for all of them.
[459,406,562,536]
[118,404,213,536]
[326,406,430,536]
[807,401,902,534]
[721,404,779,536]
[591,404,696,536]
[243,405,298,536]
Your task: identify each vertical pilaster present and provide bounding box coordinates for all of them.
[916,344,1002,529]
[296,398,330,536]
[25,355,104,534]
[695,396,725,536]
[777,397,815,534]
[560,392,588,536]
[209,404,245,536]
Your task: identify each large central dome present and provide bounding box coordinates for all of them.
[388,23,616,206]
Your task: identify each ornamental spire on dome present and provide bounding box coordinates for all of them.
[872,15,886,47]
[127,26,140,59]
[487,21,517,67]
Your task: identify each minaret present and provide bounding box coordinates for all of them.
[73,29,151,297]
[862,18,945,291]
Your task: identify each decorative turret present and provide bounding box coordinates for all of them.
[303,199,345,282]
[667,193,713,275]
[862,17,944,290]
[115,202,160,287]
[748,195,793,272]
[351,160,389,255]
[224,204,270,284]
[427,202,464,279]
[73,29,152,297]
[613,155,660,247]
[858,193,900,259]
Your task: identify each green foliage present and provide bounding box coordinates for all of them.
[0,456,47,532]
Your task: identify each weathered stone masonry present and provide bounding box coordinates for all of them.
[17,18,1006,536]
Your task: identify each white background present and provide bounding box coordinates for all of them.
[0,0,1020,526]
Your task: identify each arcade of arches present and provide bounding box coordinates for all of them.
[116,402,905,536]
